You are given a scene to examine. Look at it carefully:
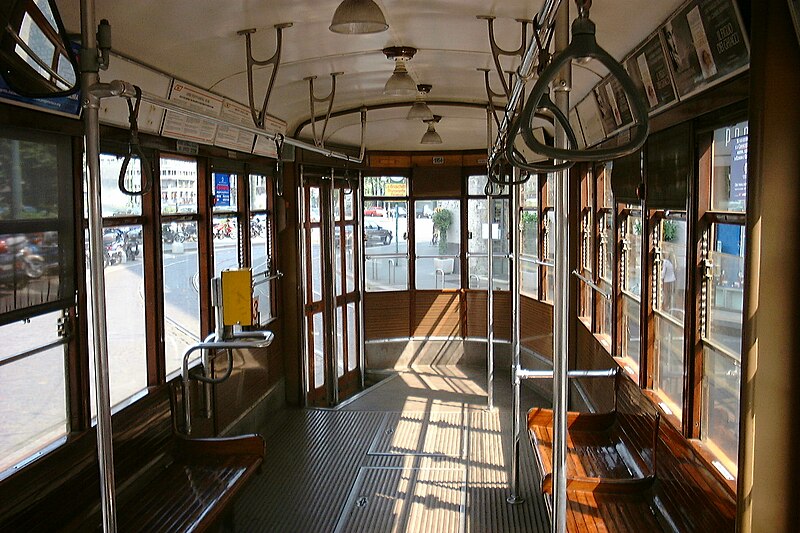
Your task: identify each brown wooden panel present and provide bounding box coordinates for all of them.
[462,153,488,167]
[413,291,461,337]
[368,153,412,168]
[364,291,410,340]
[465,291,511,340]
[411,166,462,197]
[520,296,553,358]
[576,322,617,412]
[411,153,463,167]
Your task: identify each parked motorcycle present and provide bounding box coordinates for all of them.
[0,235,45,288]
[213,219,234,239]
[162,223,185,244]
[250,218,264,238]
[103,232,125,267]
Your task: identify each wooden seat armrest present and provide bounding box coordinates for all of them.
[527,408,617,432]
[541,474,654,495]
[175,434,265,460]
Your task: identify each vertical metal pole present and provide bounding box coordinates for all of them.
[487,193,495,411]
[507,165,524,505]
[297,167,310,407]
[80,0,117,530]
[551,2,571,532]
[321,171,338,406]
[357,171,366,390]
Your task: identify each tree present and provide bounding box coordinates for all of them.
[432,208,452,255]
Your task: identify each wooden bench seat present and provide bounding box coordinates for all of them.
[528,374,736,532]
[528,372,660,482]
[0,383,264,532]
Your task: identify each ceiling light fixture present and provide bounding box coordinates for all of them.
[383,46,418,96]
[406,84,434,120]
[421,115,443,145]
[329,0,388,34]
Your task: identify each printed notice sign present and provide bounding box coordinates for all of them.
[569,108,587,150]
[252,114,288,159]
[730,135,747,202]
[661,0,749,99]
[624,33,679,113]
[161,81,222,144]
[214,99,256,153]
[593,76,633,137]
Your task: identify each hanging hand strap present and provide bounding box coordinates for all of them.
[274,134,285,197]
[521,13,649,161]
[118,85,152,196]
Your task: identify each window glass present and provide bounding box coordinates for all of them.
[213,216,239,277]
[250,214,270,274]
[87,225,147,412]
[312,313,324,388]
[163,221,201,376]
[0,340,66,472]
[621,295,640,371]
[653,217,687,416]
[468,199,510,290]
[415,200,461,289]
[520,208,539,297]
[521,177,538,208]
[160,156,198,214]
[212,173,238,213]
[711,121,748,212]
[249,173,268,211]
[468,174,508,196]
[364,199,408,292]
[99,154,142,217]
[347,303,357,371]
[621,213,643,370]
[701,223,744,472]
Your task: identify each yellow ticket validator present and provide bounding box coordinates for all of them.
[221,268,253,327]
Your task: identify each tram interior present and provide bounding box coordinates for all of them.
[0,0,799,531]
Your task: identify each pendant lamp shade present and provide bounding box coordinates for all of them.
[384,60,417,96]
[329,0,389,34]
[407,84,434,120]
[420,120,442,144]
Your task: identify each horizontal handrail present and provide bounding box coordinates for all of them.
[701,337,742,366]
[520,256,555,268]
[90,80,364,164]
[253,271,283,286]
[572,270,612,300]
[365,253,408,259]
[0,338,67,368]
[516,367,618,381]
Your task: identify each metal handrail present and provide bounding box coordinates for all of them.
[89,80,365,164]
[701,337,742,365]
[0,338,67,368]
[572,270,612,300]
[516,367,618,380]
[520,256,555,268]
[182,331,274,435]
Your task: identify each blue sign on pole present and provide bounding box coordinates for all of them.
[214,173,231,207]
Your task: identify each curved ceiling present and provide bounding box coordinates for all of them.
[55,0,683,152]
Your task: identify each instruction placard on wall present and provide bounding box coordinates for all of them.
[161,81,222,144]
[214,99,256,153]
[252,114,288,159]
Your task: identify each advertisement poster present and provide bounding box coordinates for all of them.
[161,81,222,144]
[730,135,748,202]
[214,99,256,153]
[569,108,587,150]
[625,33,679,113]
[593,77,633,137]
[576,95,606,148]
[661,0,749,99]
[214,173,231,208]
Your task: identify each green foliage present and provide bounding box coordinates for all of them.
[432,208,452,255]
[663,220,677,242]
[521,211,538,225]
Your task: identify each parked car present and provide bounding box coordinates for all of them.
[365,223,392,245]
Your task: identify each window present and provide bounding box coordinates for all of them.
[161,156,201,376]
[250,173,275,325]
[467,175,510,290]
[700,120,748,475]
[415,200,460,289]
[652,216,687,417]
[212,172,241,277]
[363,176,408,291]
[578,169,593,320]
[619,210,643,372]
[0,312,68,472]
[520,178,540,297]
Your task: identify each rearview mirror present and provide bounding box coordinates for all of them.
[0,0,79,97]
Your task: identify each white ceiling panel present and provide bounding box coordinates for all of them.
[55,0,685,152]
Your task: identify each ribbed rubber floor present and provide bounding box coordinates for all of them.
[234,367,550,532]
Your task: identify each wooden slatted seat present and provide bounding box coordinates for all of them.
[528,374,736,532]
[0,383,264,532]
[528,372,661,482]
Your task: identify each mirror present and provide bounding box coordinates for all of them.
[0,0,79,97]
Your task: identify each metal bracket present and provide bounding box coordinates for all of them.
[478,67,513,130]
[239,23,293,129]
[477,16,532,99]
[306,72,343,149]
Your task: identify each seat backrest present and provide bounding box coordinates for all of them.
[650,420,736,533]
